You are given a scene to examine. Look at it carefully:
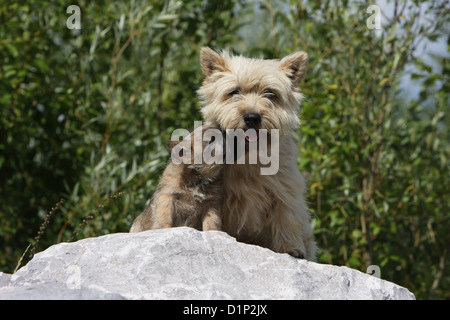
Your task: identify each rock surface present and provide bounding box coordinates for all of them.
[0,227,415,300]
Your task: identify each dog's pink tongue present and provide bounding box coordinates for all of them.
[244,130,259,142]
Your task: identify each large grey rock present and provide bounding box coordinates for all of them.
[0,272,11,287]
[0,227,415,300]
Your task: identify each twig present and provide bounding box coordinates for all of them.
[28,198,65,260]
[13,244,31,273]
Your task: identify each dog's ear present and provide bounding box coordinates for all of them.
[279,51,308,83]
[200,47,228,77]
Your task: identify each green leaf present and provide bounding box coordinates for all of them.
[33,58,49,73]
[351,229,362,239]
[5,43,18,57]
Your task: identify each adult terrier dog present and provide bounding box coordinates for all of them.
[197,47,316,260]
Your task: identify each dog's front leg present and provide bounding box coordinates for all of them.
[269,203,309,259]
[202,207,222,231]
[151,193,174,229]
[273,232,307,259]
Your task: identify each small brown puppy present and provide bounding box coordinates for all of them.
[130,125,225,233]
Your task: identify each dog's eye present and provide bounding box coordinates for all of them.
[263,89,276,99]
[228,88,240,96]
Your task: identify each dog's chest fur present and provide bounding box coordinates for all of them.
[169,175,222,227]
[221,163,275,244]
[172,180,219,210]
[221,136,305,245]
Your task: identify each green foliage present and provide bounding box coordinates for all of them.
[0,0,448,299]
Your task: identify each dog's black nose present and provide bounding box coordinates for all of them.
[243,113,261,128]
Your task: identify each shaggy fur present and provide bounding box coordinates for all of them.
[130,125,224,232]
[197,47,317,260]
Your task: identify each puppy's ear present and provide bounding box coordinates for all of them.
[200,47,228,77]
[279,51,308,83]
[167,140,180,153]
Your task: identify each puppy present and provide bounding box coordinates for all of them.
[130,125,225,232]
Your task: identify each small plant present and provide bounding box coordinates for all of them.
[69,191,125,242]
[14,198,65,273]
[14,192,125,273]
[29,198,65,259]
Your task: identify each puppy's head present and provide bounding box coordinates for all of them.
[167,125,225,179]
[197,47,308,137]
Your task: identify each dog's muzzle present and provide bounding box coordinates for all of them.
[243,113,261,142]
[243,113,261,128]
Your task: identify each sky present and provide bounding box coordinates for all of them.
[376,0,449,101]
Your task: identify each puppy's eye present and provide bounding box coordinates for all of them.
[209,136,216,144]
[228,88,240,96]
[263,89,276,99]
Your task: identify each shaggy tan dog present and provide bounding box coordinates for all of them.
[198,47,316,260]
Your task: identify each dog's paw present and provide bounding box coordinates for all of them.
[276,242,307,259]
[287,249,305,259]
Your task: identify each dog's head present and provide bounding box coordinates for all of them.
[197,47,307,137]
